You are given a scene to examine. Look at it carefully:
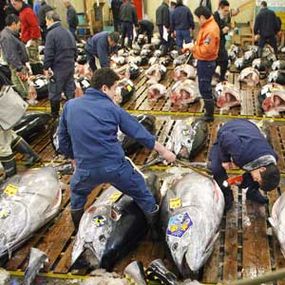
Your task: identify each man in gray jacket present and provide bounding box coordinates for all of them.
[0,13,29,98]
[43,10,76,118]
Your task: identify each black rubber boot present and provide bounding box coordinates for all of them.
[144,204,160,241]
[71,208,84,230]
[50,100,60,119]
[0,154,17,178]
[124,261,147,285]
[202,99,215,122]
[146,259,177,285]
[246,188,269,204]
[12,138,40,167]
[222,186,234,213]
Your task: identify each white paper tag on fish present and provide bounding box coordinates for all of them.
[4,184,18,196]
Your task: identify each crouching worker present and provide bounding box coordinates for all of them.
[209,119,280,212]
[58,68,176,238]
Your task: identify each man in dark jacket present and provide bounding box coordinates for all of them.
[213,0,230,82]
[111,0,123,32]
[37,0,53,42]
[43,10,76,118]
[156,0,170,54]
[135,19,154,44]
[0,13,29,98]
[63,0,78,40]
[58,67,176,236]
[171,0,194,49]
[119,0,138,48]
[85,31,120,72]
[209,119,280,212]
[254,1,280,57]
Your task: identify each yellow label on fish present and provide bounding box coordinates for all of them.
[109,191,122,203]
[126,85,132,92]
[169,198,182,210]
[4,184,18,196]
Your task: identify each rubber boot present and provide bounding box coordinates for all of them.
[50,100,60,120]
[202,99,215,122]
[124,261,147,285]
[71,208,84,230]
[146,259,177,285]
[144,204,160,241]
[221,186,234,213]
[0,154,17,178]
[246,187,269,204]
[12,138,40,167]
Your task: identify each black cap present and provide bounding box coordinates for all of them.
[260,164,280,192]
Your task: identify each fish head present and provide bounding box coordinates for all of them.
[147,84,166,101]
[72,205,114,268]
[169,119,197,159]
[216,82,240,109]
[114,79,134,105]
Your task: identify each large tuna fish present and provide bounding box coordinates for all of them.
[160,168,225,275]
[115,63,140,80]
[268,71,285,85]
[0,167,62,257]
[272,60,285,71]
[173,65,196,81]
[147,83,167,102]
[215,81,241,110]
[238,67,260,86]
[30,75,49,100]
[170,80,200,107]
[166,118,208,160]
[146,64,167,85]
[269,193,285,257]
[258,83,285,116]
[252,58,271,72]
[13,112,52,143]
[114,78,135,105]
[228,44,240,61]
[72,182,152,271]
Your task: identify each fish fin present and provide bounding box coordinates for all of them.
[268,217,276,229]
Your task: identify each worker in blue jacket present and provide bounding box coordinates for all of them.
[58,67,176,237]
[209,119,280,212]
[171,0,194,49]
[85,31,120,72]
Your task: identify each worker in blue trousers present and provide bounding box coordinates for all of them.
[209,119,280,212]
[58,67,176,237]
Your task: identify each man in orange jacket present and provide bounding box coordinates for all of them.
[183,6,219,122]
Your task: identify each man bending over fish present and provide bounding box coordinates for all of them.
[58,67,176,237]
[209,119,280,212]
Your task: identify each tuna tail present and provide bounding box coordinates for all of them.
[24,248,48,285]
